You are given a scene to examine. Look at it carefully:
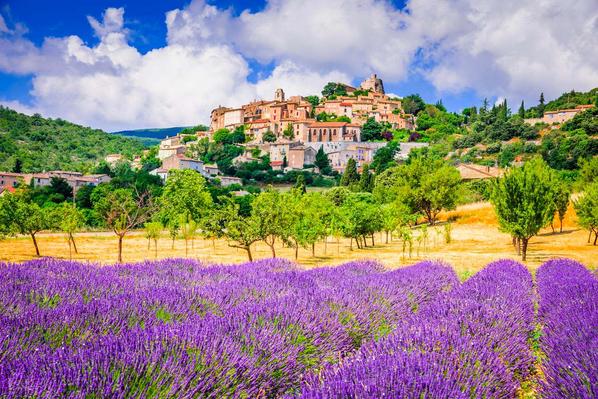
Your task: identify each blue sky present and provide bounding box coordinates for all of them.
[0,0,596,130]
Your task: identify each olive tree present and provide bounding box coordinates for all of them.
[50,202,84,259]
[374,157,461,224]
[0,190,50,257]
[92,186,155,263]
[144,221,162,258]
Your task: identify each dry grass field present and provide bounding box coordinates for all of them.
[0,201,595,277]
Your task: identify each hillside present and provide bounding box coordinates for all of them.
[0,107,147,173]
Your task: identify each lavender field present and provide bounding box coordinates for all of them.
[0,258,595,398]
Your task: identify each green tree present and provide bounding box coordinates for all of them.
[371,141,398,173]
[221,198,261,261]
[92,186,155,263]
[144,221,162,258]
[578,157,598,185]
[315,147,332,174]
[159,170,212,227]
[179,216,198,256]
[287,192,327,258]
[262,130,277,142]
[321,82,347,98]
[376,157,461,224]
[340,158,359,188]
[251,188,291,258]
[552,182,570,233]
[361,118,383,141]
[538,92,545,116]
[283,124,295,140]
[490,158,556,260]
[340,193,383,249]
[402,94,426,115]
[518,100,525,119]
[0,190,50,256]
[358,163,375,192]
[51,202,84,258]
[574,182,598,245]
[294,174,307,194]
[305,95,320,109]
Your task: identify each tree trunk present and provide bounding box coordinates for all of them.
[516,237,521,256]
[295,244,299,260]
[593,230,598,246]
[31,233,40,257]
[266,236,276,258]
[212,239,216,250]
[349,238,353,251]
[559,218,563,233]
[154,239,158,259]
[521,237,529,261]
[117,235,123,263]
[512,236,517,248]
[385,231,389,244]
[550,221,555,234]
[69,233,78,254]
[371,234,375,246]
[246,246,253,261]
[311,242,315,257]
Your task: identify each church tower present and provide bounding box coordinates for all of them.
[275,88,285,102]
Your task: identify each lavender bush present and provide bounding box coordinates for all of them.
[0,258,457,398]
[1,257,593,398]
[537,259,598,399]
[300,259,535,398]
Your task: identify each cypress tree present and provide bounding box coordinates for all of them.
[340,158,359,187]
[538,92,545,116]
[518,100,525,118]
[315,146,331,174]
[358,163,375,192]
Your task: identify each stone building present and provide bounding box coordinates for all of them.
[360,74,385,94]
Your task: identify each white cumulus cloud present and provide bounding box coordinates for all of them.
[0,0,596,130]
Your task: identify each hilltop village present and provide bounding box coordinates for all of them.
[151,75,427,185]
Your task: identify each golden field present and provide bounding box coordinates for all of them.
[0,201,595,277]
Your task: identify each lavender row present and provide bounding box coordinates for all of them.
[0,258,458,398]
[300,259,535,398]
[537,259,598,399]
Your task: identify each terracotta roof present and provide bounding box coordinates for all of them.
[340,102,353,106]
[247,119,270,124]
[270,160,284,166]
[308,122,349,128]
[0,172,24,177]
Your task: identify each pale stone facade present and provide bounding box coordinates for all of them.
[524,104,594,125]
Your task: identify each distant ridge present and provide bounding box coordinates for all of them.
[111,126,190,140]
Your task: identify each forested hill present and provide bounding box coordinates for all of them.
[0,107,146,173]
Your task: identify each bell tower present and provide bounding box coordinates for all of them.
[275,88,285,102]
